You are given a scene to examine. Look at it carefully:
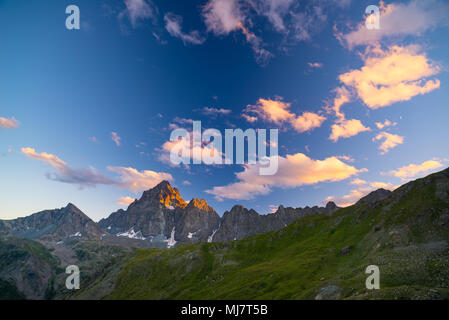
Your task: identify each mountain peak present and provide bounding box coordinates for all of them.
[65,203,80,211]
[325,201,337,211]
[187,199,215,212]
[357,188,392,205]
[141,180,187,209]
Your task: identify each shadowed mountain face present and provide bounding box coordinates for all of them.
[0,203,104,242]
[98,181,339,247]
[212,202,339,242]
[98,181,221,247]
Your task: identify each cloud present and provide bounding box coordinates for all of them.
[351,178,367,185]
[21,147,115,188]
[244,98,325,133]
[202,0,244,35]
[200,0,349,65]
[195,107,232,116]
[182,180,191,185]
[168,117,193,130]
[119,0,157,28]
[206,152,366,200]
[373,132,404,154]
[375,119,397,129]
[0,117,19,129]
[117,196,136,205]
[107,166,173,193]
[386,160,444,180]
[241,114,258,123]
[111,132,121,146]
[327,87,369,141]
[202,0,274,64]
[325,180,396,207]
[308,62,323,68]
[158,135,223,165]
[22,147,173,193]
[164,13,206,45]
[330,119,370,142]
[340,0,449,49]
[291,112,327,133]
[339,45,440,109]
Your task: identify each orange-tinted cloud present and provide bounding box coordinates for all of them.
[325,180,396,207]
[291,112,327,133]
[244,98,325,133]
[330,119,370,142]
[386,160,444,180]
[206,152,366,200]
[0,116,19,129]
[373,132,404,154]
[339,45,440,109]
[375,119,397,129]
[117,196,136,206]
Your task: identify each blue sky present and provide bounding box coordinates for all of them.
[1,0,448,221]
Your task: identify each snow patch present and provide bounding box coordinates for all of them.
[165,227,177,248]
[207,228,218,243]
[117,228,146,240]
[69,232,82,237]
[187,231,198,239]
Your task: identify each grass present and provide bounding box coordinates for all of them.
[104,169,449,300]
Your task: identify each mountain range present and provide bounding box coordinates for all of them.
[1,167,448,299]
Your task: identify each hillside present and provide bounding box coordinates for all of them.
[97,167,449,300]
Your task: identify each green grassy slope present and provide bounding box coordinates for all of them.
[106,168,449,300]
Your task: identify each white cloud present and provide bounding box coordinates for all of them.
[340,0,449,49]
[22,147,173,193]
[111,132,121,147]
[164,13,206,45]
[119,0,157,28]
[21,147,115,188]
[206,152,366,200]
[195,107,232,116]
[202,0,244,35]
[107,166,173,193]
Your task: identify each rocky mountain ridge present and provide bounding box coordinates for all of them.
[0,203,104,242]
[98,180,339,247]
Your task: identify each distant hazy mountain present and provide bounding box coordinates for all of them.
[0,203,104,242]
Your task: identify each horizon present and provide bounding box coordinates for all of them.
[1,0,449,221]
